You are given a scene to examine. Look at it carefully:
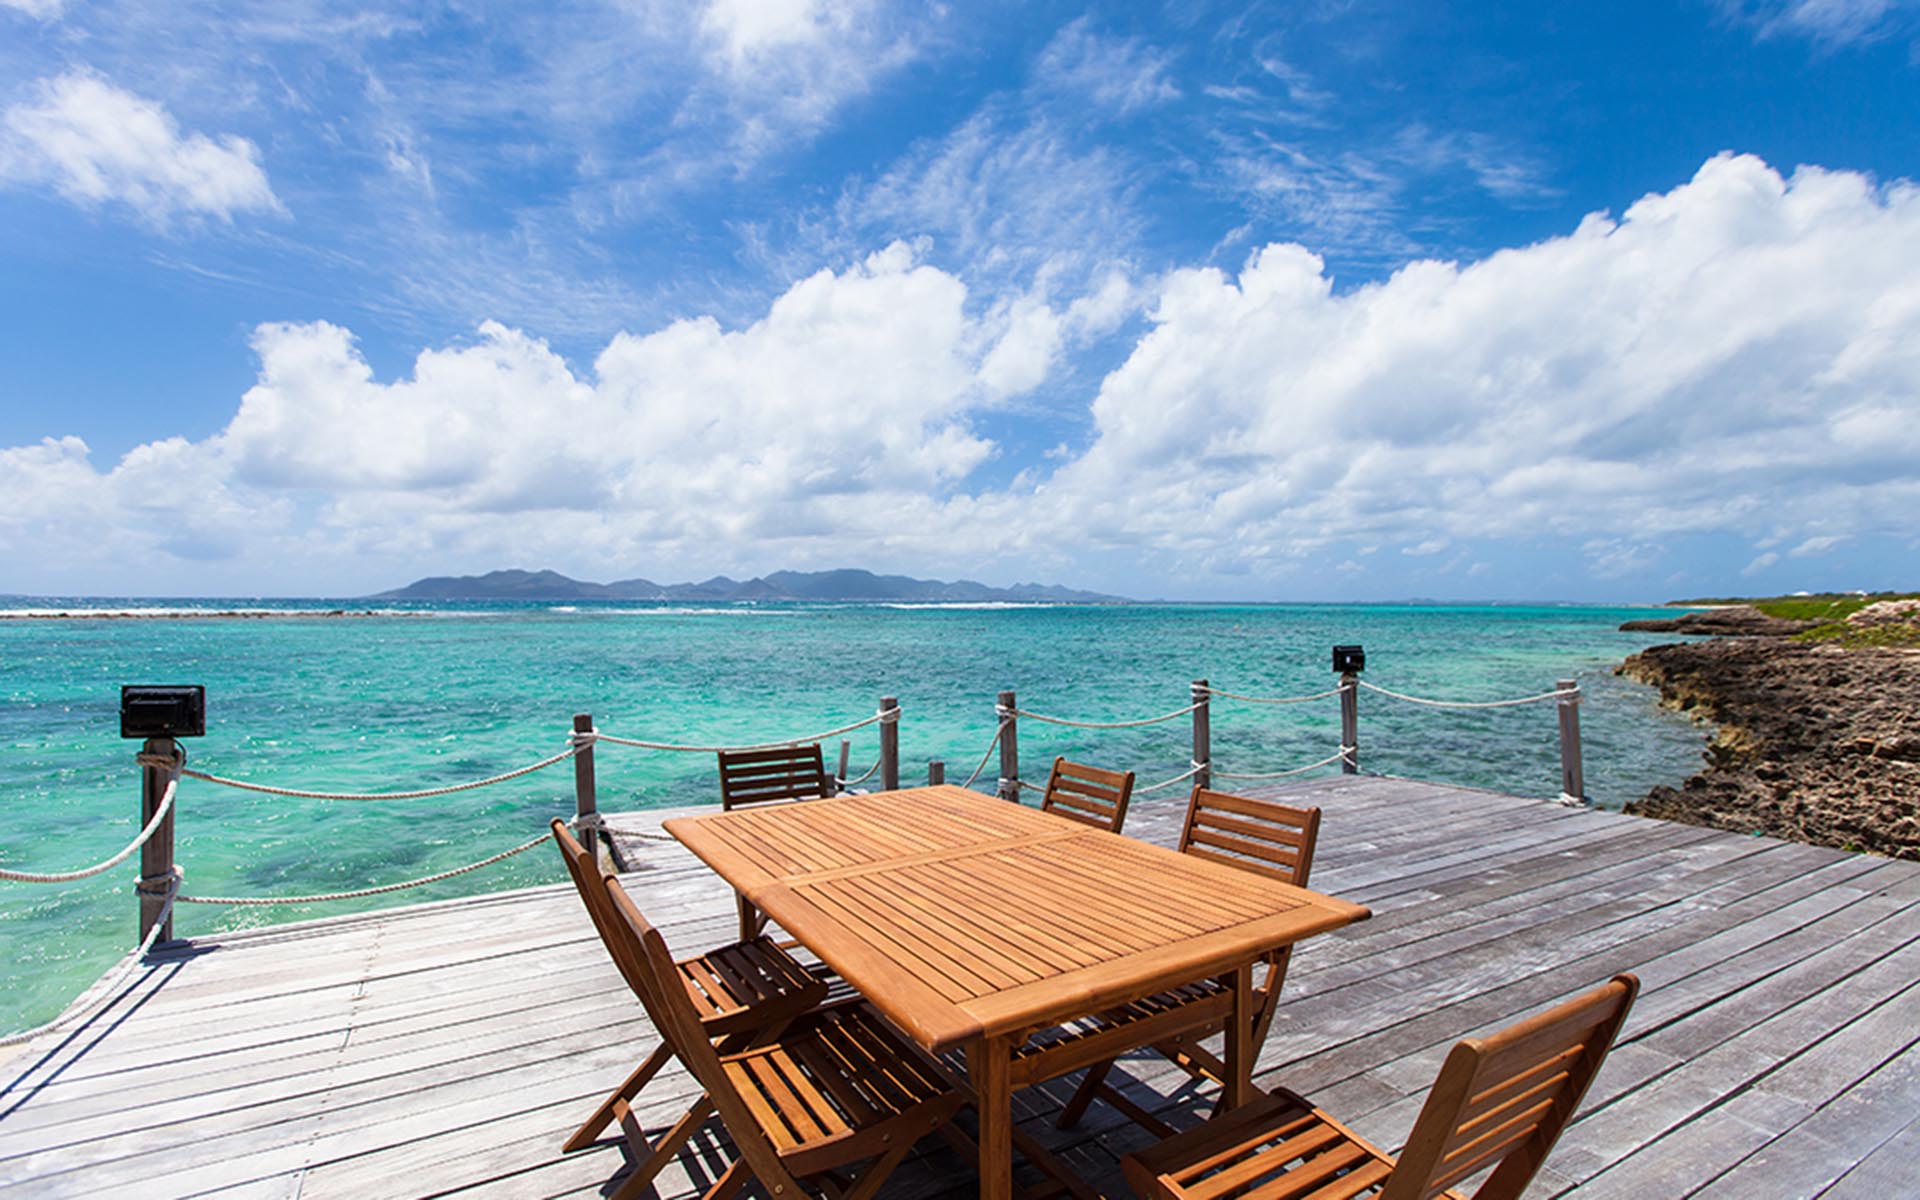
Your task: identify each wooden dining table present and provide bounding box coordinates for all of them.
[664,784,1370,1199]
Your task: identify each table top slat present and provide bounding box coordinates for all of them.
[905,860,1111,973]
[853,870,1054,985]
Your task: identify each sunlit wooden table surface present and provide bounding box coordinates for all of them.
[665,785,1370,1199]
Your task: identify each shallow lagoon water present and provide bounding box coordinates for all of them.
[0,600,1705,1031]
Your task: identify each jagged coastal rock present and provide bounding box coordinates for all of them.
[1619,604,1920,860]
[1617,607,1820,636]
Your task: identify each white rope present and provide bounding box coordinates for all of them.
[836,759,883,788]
[0,769,178,884]
[1135,761,1208,795]
[960,720,1010,789]
[1201,685,1344,706]
[1008,701,1202,730]
[589,707,899,754]
[0,868,181,1047]
[1356,681,1579,710]
[181,746,577,801]
[1213,749,1354,780]
[602,825,679,845]
[177,829,555,906]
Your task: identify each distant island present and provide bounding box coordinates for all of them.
[372,567,1127,604]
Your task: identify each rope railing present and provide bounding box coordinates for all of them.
[836,759,883,789]
[588,706,899,754]
[1201,684,1344,706]
[1003,701,1201,730]
[176,827,560,907]
[1213,749,1355,781]
[4,662,1590,1051]
[180,746,578,801]
[1135,761,1208,795]
[0,763,179,884]
[0,868,180,1047]
[959,720,1011,789]
[1356,681,1579,709]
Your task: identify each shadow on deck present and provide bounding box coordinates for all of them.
[3,775,1917,1198]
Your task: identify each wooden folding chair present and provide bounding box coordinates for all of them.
[716,743,833,810]
[716,744,836,940]
[1122,974,1640,1200]
[1039,756,1136,832]
[549,819,828,1161]
[1052,787,1321,1134]
[599,872,966,1200]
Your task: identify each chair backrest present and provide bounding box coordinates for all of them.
[551,818,642,1001]
[1382,973,1640,1200]
[1177,788,1321,1027]
[599,873,804,1192]
[1177,787,1320,885]
[717,743,832,809]
[1040,757,1136,832]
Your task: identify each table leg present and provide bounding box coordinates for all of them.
[736,892,758,943]
[968,1034,1014,1200]
[1223,961,1255,1111]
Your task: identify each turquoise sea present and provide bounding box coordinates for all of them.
[0,600,1705,1034]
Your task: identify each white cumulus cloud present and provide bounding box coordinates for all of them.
[0,71,280,224]
[0,243,1003,591]
[1026,154,1920,579]
[4,154,1920,598]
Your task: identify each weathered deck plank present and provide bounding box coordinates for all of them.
[3,775,1917,1198]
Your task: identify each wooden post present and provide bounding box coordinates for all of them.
[571,713,603,872]
[928,759,945,785]
[879,696,899,792]
[836,739,851,794]
[1339,674,1359,774]
[1557,679,1586,804]
[138,736,178,946]
[997,690,1020,802]
[1191,679,1211,792]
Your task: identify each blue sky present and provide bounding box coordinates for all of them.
[1,0,1917,600]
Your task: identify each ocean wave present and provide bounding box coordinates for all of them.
[872,601,1067,610]
[0,606,431,619]
[546,606,799,616]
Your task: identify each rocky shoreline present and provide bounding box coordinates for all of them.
[1618,604,1920,861]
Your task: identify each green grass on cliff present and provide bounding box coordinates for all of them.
[1798,620,1920,649]
[1671,591,1920,621]
[1669,591,1920,648]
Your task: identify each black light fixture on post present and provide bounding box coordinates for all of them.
[121,685,204,947]
[120,685,206,740]
[1331,646,1363,774]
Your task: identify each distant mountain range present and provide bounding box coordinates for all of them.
[372,568,1126,604]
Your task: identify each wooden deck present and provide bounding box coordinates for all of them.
[3,775,1917,1198]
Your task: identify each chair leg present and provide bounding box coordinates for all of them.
[566,1042,673,1152]
[608,1095,714,1200]
[1160,1036,1228,1086]
[840,1142,915,1200]
[1055,1060,1114,1129]
[703,1159,751,1200]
